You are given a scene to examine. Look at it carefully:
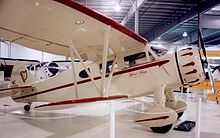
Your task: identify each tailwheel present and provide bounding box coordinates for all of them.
[177,112,184,119]
[150,124,173,133]
[24,104,31,111]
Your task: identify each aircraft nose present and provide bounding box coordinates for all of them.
[176,46,205,86]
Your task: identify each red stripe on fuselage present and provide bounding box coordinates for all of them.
[13,60,169,100]
[54,0,147,45]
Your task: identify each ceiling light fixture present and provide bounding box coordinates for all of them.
[35,2,39,6]
[114,3,121,12]
[183,32,188,37]
[157,44,162,47]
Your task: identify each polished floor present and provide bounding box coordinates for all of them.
[0,92,220,138]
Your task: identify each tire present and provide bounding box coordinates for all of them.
[24,104,30,111]
[150,124,173,133]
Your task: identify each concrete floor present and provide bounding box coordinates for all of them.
[0,92,220,138]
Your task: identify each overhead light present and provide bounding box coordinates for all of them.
[75,20,84,25]
[157,44,162,47]
[35,2,39,6]
[114,3,121,12]
[183,32,188,37]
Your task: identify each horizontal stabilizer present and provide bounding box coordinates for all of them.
[0,86,32,98]
[0,86,32,92]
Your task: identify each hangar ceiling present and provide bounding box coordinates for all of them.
[76,0,220,47]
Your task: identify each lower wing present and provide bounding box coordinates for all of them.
[34,95,128,111]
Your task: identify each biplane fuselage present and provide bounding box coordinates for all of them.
[11,46,204,111]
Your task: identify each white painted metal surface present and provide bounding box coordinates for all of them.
[0,0,206,132]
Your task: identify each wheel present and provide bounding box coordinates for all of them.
[24,104,30,111]
[150,124,173,133]
[177,112,184,119]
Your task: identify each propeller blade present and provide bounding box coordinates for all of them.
[198,28,208,63]
[207,64,217,94]
[198,29,218,103]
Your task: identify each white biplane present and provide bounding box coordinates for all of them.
[0,0,205,133]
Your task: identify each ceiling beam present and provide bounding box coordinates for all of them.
[121,0,145,25]
[144,1,195,6]
[145,0,220,42]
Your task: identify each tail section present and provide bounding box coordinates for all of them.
[10,62,37,87]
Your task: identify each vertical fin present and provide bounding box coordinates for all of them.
[10,62,37,87]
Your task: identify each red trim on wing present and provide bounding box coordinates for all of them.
[34,95,128,109]
[54,0,147,45]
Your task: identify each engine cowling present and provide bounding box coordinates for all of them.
[176,46,205,86]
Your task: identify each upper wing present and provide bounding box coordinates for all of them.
[0,0,147,61]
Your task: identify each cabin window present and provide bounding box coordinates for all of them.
[124,52,147,67]
[99,61,113,74]
[79,68,90,78]
[150,46,168,57]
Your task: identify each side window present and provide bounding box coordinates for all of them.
[150,46,168,57]
[79,68,90,78]
[124,52,147,67]
[99,61,113,74]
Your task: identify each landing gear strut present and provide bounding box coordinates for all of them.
[165,89,187,119]
[24,104,31,111]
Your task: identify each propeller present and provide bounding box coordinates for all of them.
[198,28,218,104]
[195,0,219,103]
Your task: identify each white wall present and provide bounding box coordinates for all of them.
[0,42,67,62]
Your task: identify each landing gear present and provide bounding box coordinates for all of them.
[165,89,187,119]
[24,104,31,111]
[150,124,173,133]
[135,85,177,133]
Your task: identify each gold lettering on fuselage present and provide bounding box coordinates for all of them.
[129,70,147,78]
